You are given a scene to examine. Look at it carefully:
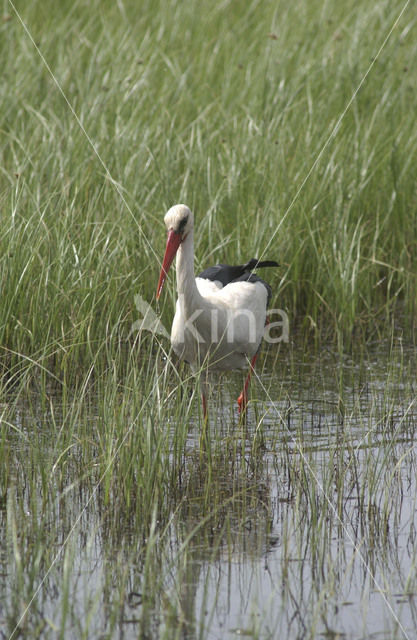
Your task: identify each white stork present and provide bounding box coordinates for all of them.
[156,204,278,417]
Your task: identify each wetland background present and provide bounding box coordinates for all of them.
[1,0,417,638]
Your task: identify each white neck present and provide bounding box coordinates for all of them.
[176,230,203,313]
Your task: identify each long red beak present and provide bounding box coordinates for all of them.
[156,230,182,299]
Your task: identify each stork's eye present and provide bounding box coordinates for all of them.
[178,216,188,234]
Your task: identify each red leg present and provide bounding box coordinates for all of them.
[237,317,269,414]
[237,353,258,414]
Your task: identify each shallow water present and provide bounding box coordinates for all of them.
[1,342,417,639]
[175,344,417,639]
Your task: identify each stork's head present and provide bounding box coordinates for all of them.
[156,204,194,299]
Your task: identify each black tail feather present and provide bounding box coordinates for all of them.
[197,258,279,289]
[243,258,279,271]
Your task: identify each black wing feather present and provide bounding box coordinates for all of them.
[197,257,278,305]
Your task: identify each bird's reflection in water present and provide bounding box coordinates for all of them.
[160,435,274,640]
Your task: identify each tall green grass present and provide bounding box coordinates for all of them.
[1,0,416,378]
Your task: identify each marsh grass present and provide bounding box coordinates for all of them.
[1,339,416,638]
[1,0,417,638]
[1,0,417,375]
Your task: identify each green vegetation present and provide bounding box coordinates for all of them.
[1,0,416,377]
[2,341,417,639]
[1,0,417,638]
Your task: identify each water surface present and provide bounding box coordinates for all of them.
[1,342,416,639]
